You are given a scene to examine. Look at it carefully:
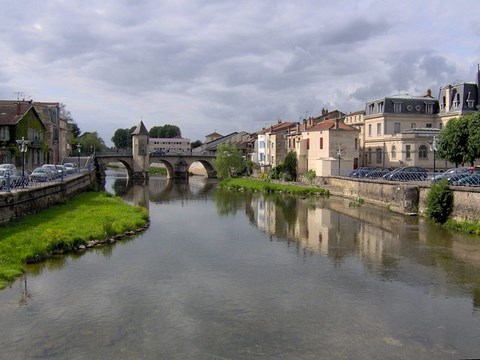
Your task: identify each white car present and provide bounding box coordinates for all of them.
[0,163,16,171]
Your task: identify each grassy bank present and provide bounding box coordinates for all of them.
[445,219,480,235]
[0,192,149,289]
[218,178,330,196]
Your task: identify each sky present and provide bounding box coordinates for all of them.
[1,0,479,146]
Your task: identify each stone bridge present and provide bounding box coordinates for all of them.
[95,153,216,181]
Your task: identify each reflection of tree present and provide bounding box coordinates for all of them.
[113,178,130,196]
[214,189,247,216]
[273,195,298,230]
[18,275,31,306]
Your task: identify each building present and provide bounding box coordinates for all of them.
[0,100,68,165]
[286,118,359,176]
[0,103,47,170]
[261,121,297,171]
[149,137,191,154]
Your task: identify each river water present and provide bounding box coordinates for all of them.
[1,172,480,359]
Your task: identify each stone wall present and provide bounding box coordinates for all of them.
[304,175,480,220]
[0,172,96,224]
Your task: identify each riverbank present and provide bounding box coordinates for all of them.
[0,191,149,289]
[217,178,330,196]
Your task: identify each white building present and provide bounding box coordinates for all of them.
[149,137,191,154]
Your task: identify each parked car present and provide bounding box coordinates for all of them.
[348,167,375,178]
[42,164,59,179]
[149,149,166,156]
[383,166,428,181]
[0,163,16,171]
[0,169,14,189]
[454,173,480,187]
[55,165,67,177]
[432,167,471,182]
[30,167,54,182]
[63,163,77,173]
[365,168,393,179]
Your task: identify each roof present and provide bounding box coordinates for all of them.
[308,119,357,131]
[0,104,38,126]
[264,121,296,134]
[131,121,149,135]
[205,132,223,138]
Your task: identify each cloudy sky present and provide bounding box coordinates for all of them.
[1,0,479,145]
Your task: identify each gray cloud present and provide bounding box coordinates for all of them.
[0,0,478,144]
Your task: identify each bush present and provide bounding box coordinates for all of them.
[425,179,453,224]
[305,170,316,183]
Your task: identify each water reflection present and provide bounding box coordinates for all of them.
[213,190,480,310]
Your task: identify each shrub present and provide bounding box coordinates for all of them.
[305,170,316,183]
[425,179,453,224]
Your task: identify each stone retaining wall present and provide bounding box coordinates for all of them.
[0,172,96,224]
[303,175,480,220]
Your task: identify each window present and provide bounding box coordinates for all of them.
[376,123,382,136]
[426,123,432,128]
[0,126,9,140]
[378,101,384,113]
[368,148,372,164]
[406,145,411,159]
[368,103,375,114]
[418,145,427,159]
[354,138,358,150]
[411,123,416,128]
[393,122,401,134]
[259,141,265,148]
[376,148,382,164]
[453,93,460,108]
[393,102,402,113]
[425,103,433,114]
[306,138,310,150]
[368,124,372,137]
[319,137,323,149]
[391,145,396,159]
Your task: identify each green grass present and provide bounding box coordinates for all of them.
[218,178,330,196]
[149,166,168,176]
[445,219,480,235]
[0,192,149,289]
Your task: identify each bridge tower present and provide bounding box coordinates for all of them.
[131,121,149,182]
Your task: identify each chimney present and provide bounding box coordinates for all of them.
[445,85,452,113]
[426,89,432,97]
[303,118,307,131]
[16,102,21,115]
[335,118,340,129]
[296,122,300,133]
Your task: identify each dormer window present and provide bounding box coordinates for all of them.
[425,103,433,114]
[453,93,460,108]
[393,102,402,113]
[466,92,475,108]
[377,101,384,113]
[368,103,375,114]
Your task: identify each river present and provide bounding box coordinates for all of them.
[0,172,479,359]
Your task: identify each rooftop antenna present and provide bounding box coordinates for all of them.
[14,92,24,101]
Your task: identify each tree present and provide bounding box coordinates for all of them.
[191,140,203,149]
[213,144,243,178]
[437,117,468,166]
[283,151,298,181]
[77,131,107,154]
[111,128,132,149]
[465,113,480,166]
[437,113,480,166]
[149,124,181,138]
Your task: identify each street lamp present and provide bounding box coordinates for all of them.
[76,143,81,172]
[429,136,438,181]
[337,146,343,176]
[16,137,29,186]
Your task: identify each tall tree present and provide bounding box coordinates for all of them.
[437,117,468,166]
[191,140,203,149]
[283,151,298,181]
[111,128,131,149]
[76,132,107,154]
[465,112,480,166]
[149,124,181,138]
[213,144,243,178]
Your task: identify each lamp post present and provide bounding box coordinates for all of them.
[429,136,438,182]
[16,137,29,186]
[337,146,343,176]
[76,143,81,172]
